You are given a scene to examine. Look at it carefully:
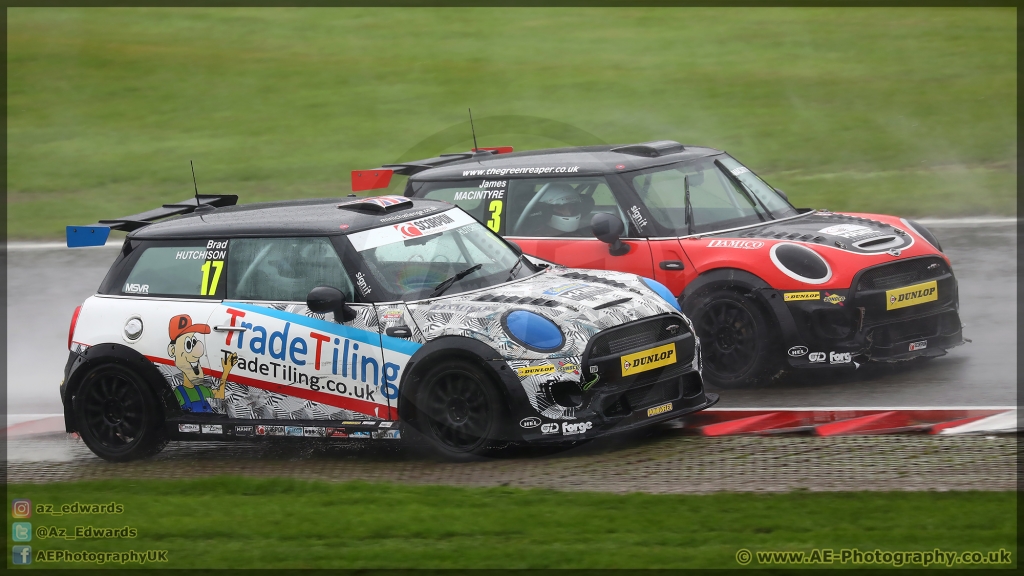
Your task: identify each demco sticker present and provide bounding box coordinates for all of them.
[621,343,676,376]
[707,239,763,249]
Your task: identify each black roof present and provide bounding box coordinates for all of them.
[408,143,723,181]
[130,197,454,240]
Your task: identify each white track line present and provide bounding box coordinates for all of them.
[938,410,1019,434]
[916,217,1017,226]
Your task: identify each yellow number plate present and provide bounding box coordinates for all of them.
[886,280,938,310]
[621,343,677,377]
[647,402,673,418]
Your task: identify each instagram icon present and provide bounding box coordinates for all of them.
[12,499,32,518]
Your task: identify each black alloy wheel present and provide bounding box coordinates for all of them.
[411,361,506,459]
[74,364,167,462]
[686,290,778,389]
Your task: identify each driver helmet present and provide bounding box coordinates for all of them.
[539,183,583,232]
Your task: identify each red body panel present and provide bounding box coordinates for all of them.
[668,212,950,295]
[509,237,655,279]
[648,238,699,290]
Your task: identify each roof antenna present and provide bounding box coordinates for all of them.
[469,108,481,153]
[190,160,201,208]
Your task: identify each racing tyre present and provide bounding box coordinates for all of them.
[405,361,507,460]
[684,289,780,389]
[74,364,168,462]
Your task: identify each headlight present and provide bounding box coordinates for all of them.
[502,310,564,352]
[900,218,943,252]
[641,277,681,312]
[770,243,832,284]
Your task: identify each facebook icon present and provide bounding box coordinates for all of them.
[13,545,32,565]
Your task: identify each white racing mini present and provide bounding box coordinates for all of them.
[62,194,717,460]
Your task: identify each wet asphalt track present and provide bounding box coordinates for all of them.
[7,220,1015,416]
[4,221,1017,475]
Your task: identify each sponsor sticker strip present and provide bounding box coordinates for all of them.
[347,209,477,251]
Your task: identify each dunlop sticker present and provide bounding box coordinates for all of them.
[886,281,938,310]
[516,364,556,378]
[784,291,820,302]
[621,343,676,377]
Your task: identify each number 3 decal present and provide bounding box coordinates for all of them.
[487,200,502,233]
[200,260,224,296]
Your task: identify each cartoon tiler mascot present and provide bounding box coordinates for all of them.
[167,314,237,413]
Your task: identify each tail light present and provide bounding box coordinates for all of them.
[68,305,82,350]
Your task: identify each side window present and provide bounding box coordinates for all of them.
[422,181,506,234]
[505,177,626,238]
[226,237,353,302]
[632,160,765,234]
[121,242,228,297]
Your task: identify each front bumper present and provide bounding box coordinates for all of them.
[765,255,965,367]
[502,313,718,443]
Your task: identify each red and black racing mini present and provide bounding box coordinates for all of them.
[356,141,965,388]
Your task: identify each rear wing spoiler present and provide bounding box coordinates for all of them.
[66,194,238,247]
[352,146,513,192]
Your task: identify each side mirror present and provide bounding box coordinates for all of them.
[506,240,523,255]
[774,188,789,201]
[306,286,357,323]
[590,213,630,256]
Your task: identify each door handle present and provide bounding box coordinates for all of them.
[385,326,412,338]
[659,260,685,270]
[214,326,247,332]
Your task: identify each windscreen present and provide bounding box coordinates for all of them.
[347,208,532,301]
[630,155,795,235]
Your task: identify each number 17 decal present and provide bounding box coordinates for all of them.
[487,200,502,233]
[200,260,224,296]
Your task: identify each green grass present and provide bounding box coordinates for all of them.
[7,8,1017,238]
[5,478,1017,568]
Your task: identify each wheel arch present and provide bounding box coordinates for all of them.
[63,343,176,432]
[397,336,521,425]
[681,267,772,301]
[680,267,802,373]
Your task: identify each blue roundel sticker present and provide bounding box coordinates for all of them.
[641,277,681,311]
[504,310,564,351]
